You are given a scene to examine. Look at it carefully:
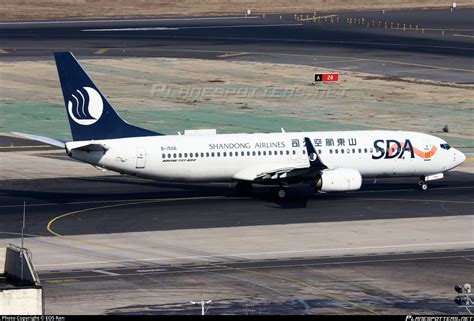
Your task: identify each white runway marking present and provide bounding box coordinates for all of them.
[91,269,120,276]
[83,23,303,32]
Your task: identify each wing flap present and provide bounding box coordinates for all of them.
[233,163,309,181]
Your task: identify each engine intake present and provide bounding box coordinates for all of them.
[314,168,362,192]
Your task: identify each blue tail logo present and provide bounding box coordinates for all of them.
[68,87,103,125]
[55,52,161,141]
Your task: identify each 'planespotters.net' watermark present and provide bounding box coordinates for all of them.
[150,84,347,100]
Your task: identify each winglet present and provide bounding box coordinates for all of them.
[304,137,326,169]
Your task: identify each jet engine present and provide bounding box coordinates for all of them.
[314,168,362,192]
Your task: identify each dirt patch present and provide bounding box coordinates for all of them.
[1,0,473,22]
[0,57,472,147]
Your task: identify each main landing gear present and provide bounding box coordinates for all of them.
[236,182,288,199]
[271,186,287,199]
[235,181,253,196]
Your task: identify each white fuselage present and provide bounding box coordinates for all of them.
[68,130,465,183]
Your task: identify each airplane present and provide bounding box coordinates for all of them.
[15,52,466,199]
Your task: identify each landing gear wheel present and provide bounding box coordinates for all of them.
[235,181,253,196]
[271,186,287,199]
[418,179,428,191]
[277,188,287,199]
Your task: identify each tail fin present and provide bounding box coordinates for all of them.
[54,52,161,141]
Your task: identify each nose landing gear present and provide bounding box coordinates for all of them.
[418,180,428,191]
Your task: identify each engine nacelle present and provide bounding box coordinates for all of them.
[314,168,362,192]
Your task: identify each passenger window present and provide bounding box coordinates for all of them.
[201,153,204,157]
[358,148,361,153]
[206,152,209,157]
[352,149,355,153]
[268,151,272,156]
[335,149,338,154]
[168,153,171,158]
[162,154,166,158]
[211,152,215,157]
[280,150,283,155]
[223,152,226,157]
[286,150,290,155]
[318,149,322,154]
[364,148,367,153]
[258,151,261,156]
[217,152,220,157]
[302,150,306,155]
[173,153,177,158]
[329,149,333,154]
[341,149,344,154]
[263,151,266,156]
[370,148,373,153]
[184,153,187,158]
[242,151,245,156]
[292,150,296,155]
[229,152,232,156]
[252,151,256,156]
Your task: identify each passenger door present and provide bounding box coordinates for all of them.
[136,147,146,169]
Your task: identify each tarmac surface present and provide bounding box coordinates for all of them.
[1,170,474,237]
[0,137,473,314]
[1,8,473,83]
[39,250,474,314]
[1,162,473,314]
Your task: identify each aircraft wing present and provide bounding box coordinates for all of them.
[232,137,327,181]
[232,162,311,181]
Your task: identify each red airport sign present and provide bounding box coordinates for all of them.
[314,73,339,82]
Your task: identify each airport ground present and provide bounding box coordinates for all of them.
[0,7,473,315]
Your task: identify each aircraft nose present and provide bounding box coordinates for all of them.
[455,149,466,166]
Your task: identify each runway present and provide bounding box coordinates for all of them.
[1,8,473,83]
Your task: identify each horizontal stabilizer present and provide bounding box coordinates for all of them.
[12,132,66,148]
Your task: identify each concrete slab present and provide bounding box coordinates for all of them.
[3,214,472,272]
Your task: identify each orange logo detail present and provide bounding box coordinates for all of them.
[388,141,437,159]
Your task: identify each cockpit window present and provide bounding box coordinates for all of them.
[440,143,451,150]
